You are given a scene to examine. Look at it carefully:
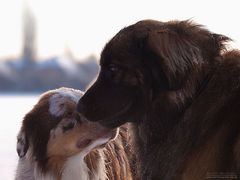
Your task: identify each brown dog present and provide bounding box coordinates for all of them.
[15,88,135,180]
[77,20,240,179]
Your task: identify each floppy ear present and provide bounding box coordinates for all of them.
[16,129,29,158]
[146,30,203,90]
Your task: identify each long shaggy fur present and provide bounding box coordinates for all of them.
[15,88,135,180]
[77,20,240,179]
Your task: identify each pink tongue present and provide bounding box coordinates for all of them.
[76,139,92,149]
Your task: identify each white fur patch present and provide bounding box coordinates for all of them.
[61,138,110,180]
[62,153,89,180]
[53,87,84,103]
[15,156,34,180]
[15,148,35,180]
[62,149,107,180]
[15,148,59,180]
[48,87,83,117]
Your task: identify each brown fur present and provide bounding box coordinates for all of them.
[85,125,136,180]
[77,20,240,179]
[103,125,137,180]
[46,125,135,180]
[15,88,135,180]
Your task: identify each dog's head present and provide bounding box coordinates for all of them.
[77,20,230,128]
[17,87,118,170]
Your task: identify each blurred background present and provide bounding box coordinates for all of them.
[0,0,239,179]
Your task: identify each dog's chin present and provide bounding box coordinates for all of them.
[97,102,134,128]
[96,128,119,148]
[99,127,119,141]
[76,128,119,150]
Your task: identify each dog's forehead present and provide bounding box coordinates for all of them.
[40,88,83,103]
[100,35,142,68]
[100,21,166,67]
[51,88,83,102]
[100,51,141,69]
[47,88,83,117]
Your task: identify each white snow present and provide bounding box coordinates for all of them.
[0,95,39,180]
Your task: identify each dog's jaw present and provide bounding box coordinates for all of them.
[78,134,118,157]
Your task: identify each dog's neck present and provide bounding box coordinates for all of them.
[146,64,214,140]
[61,153,90,180]
[15,149,107,180]
[133,66,216,179]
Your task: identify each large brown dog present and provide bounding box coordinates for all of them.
[77,20,240,179]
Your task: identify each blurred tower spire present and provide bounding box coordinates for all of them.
[22,1,37,64]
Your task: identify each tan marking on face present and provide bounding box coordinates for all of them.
[47,121,119,161]
[48,124,87,157]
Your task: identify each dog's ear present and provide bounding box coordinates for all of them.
[145,29,203,90]
[16,129,29,158]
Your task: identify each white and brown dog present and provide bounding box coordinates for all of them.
[15,88,135,180]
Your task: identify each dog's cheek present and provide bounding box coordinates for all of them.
[122,71,144,86]
[50,118,77,138]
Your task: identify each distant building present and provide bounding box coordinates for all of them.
[22,3,37,65]
[0,3,99,93]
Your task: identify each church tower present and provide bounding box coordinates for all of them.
[22,2,37,65]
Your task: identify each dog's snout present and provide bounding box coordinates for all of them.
[77,100,99,122]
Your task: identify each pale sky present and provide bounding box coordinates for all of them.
[0,0,239,60]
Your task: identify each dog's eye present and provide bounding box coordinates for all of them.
[108,64,119,72]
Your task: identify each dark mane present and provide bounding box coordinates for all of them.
[77,20,240,179]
